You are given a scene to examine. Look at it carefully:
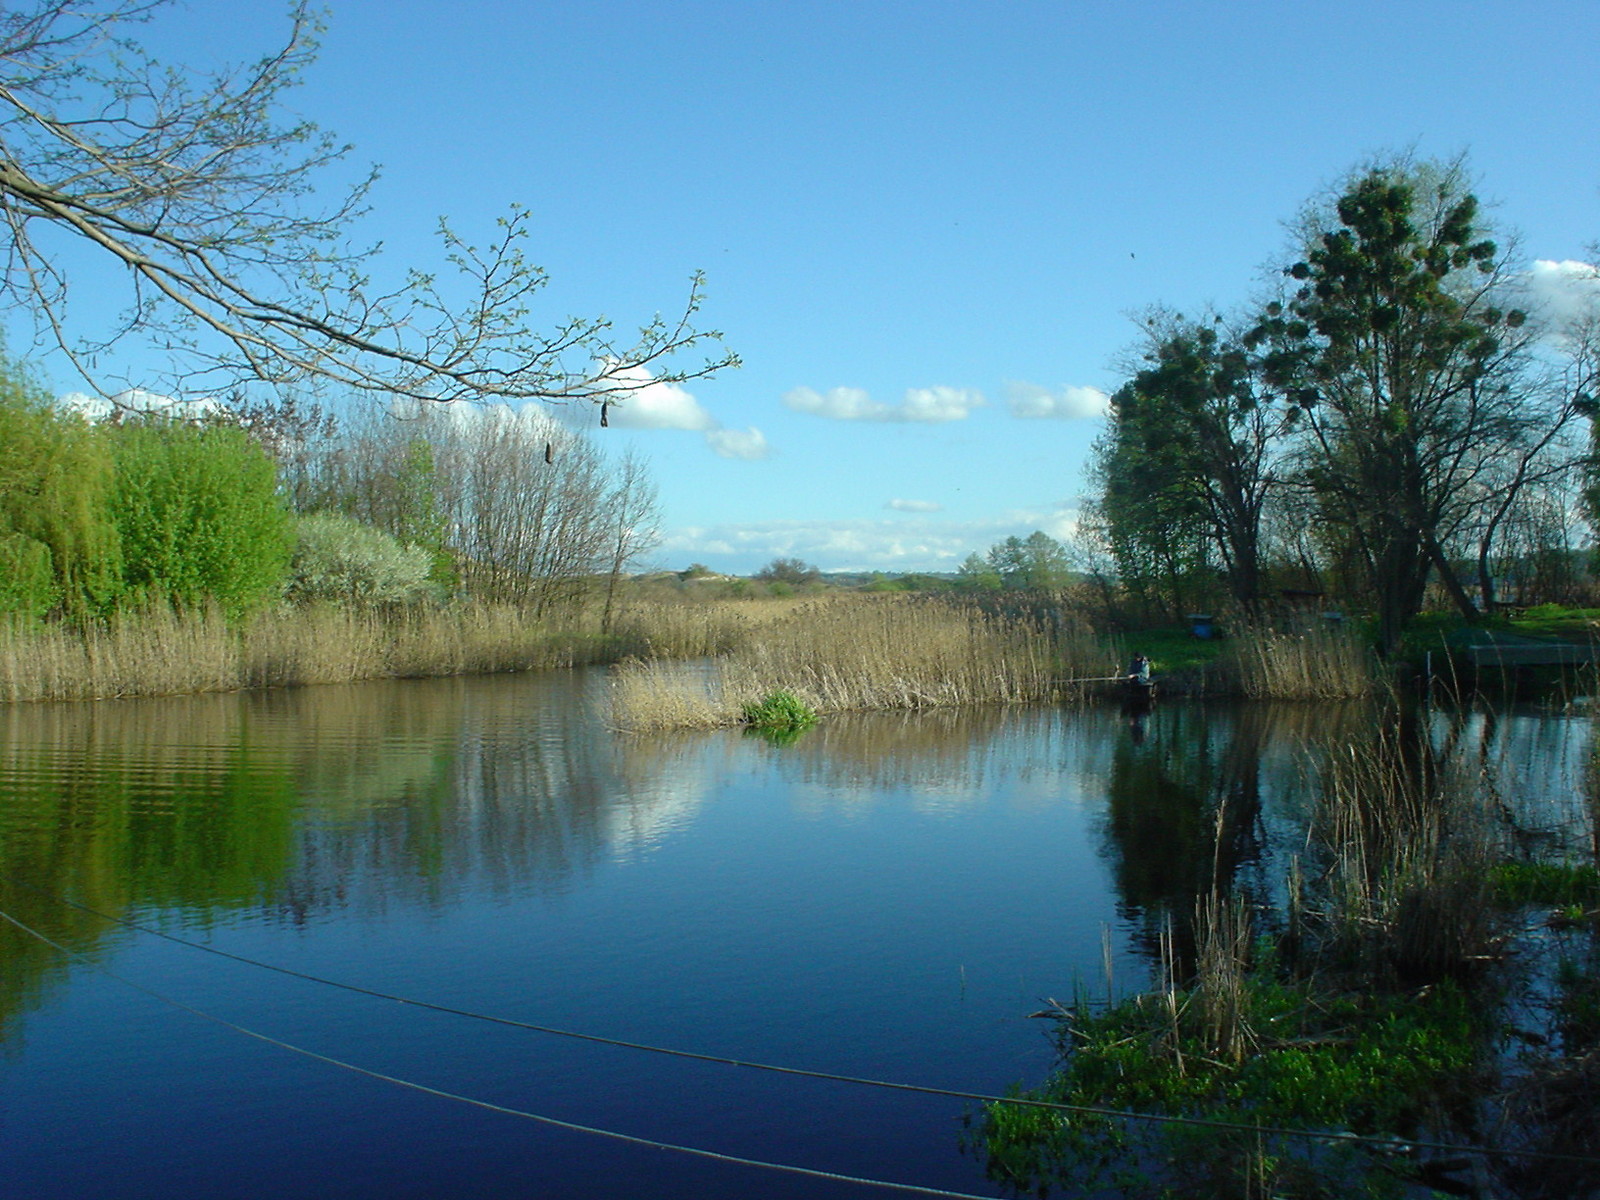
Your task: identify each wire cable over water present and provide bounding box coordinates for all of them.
[0,903,1006,1200]
[8,878,1599,1169]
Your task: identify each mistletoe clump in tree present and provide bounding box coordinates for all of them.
[1248,159,1553,653]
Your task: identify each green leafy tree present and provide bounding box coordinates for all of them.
[1250,158,1546,653]
[1090,394,1216,618]
[954,552,1003,592]
[984,531,1072,591]
[1096,315,1286,612]
[109,420,292,615]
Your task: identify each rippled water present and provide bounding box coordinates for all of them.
[0,672,1590,1199]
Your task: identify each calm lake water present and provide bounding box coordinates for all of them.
[0,670,1591,1199]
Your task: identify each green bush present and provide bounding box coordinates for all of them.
[109,419,292,616]
[0,531,55,619]
[287,513,437,604]
[740,689,817,730]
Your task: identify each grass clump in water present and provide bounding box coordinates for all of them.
[740,689,816,731]
[1488,861,1600,909]
[981,962,1484,1199]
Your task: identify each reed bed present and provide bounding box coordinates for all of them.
[1223,623,1379,699]
[0,604,607,702]
[1309,723,1501,981]
[604,599,756,660]
[0,609,239,701]
[609,594,1119,731]
[0,593,857,703]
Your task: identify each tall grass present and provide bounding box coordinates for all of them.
[0,609,239,701]
[0,594,871,703]
[603,598,759,660]
[1223,622,1378,699]
[0,604,609,702]
[1309,719,1501,982]
[610,594,1119,731]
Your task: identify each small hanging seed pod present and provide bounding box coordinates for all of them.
[600,401,610,427]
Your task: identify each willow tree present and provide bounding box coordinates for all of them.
[0,2,735,409]
[0,353,119,617]
[1251,159,1547,654]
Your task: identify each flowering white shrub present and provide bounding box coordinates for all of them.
[287,513,435,604]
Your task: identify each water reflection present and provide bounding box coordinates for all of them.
[4,685,1588,922]
[772,706,1115,815]
[1,673,1596,1199]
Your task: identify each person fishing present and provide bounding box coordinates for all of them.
[1127,653,1151,685]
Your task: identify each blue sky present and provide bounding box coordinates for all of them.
[17,0,1600,574]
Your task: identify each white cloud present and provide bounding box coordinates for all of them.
[900,386,986,421]
[705,426,771,460]
[576,363,772,458]
[661,504,1084,574]
[887,498,943,513]
[1525,259,1600,332]
[599,364,716,431]
[58,388,224,422]
[784,384,985,423]
[783,385,884,420]
[1005,382,1111,420]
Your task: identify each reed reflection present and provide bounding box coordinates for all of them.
[767,706,1117,814]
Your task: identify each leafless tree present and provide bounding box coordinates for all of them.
[599,449,660,634]
[0,1,736,407]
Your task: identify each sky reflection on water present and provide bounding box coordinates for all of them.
[0,671,1591,1198]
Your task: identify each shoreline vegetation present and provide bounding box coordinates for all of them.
[7,590,1598,1196]
[976,719,1600,1198]
[4,589,1394,712]
[11,589,1600,716]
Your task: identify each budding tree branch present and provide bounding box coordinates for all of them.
[0,1,737,405]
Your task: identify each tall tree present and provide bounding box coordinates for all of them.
[1250,159,1547,654]
[1095,315,1286,612]
[0,2,735,408]
[979,531,1072,591]
[598,450,660,634]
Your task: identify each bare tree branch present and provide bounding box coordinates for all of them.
[0,1,737,405]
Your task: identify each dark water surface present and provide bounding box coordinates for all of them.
[0,671,1589,1199]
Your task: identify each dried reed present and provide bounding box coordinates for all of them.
[1194,891,1255,1064]
[610,594,1118,731]
[1225,623,1378,699]
[1311,722,1500,981]
[0,603,607,702]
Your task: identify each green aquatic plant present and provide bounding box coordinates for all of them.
[739,688,817,731]
[980,968,1488,1198]
[1489,861,1600,908]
